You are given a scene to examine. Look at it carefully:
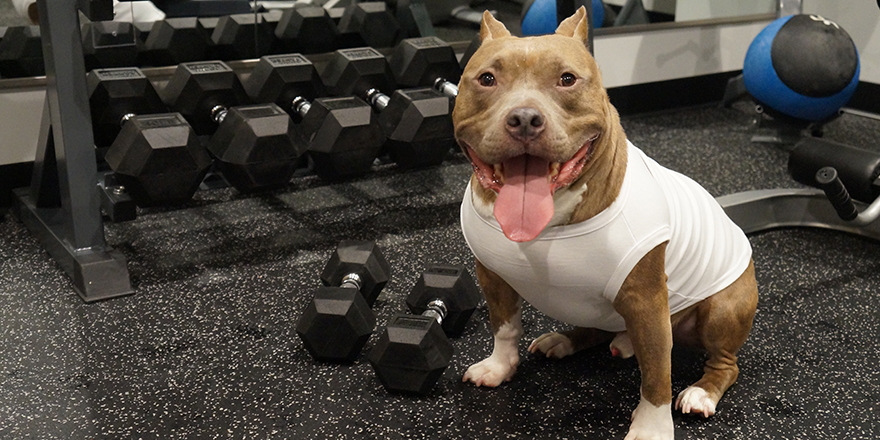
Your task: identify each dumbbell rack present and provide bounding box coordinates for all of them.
[11,0,134,302]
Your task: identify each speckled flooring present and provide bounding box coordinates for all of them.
[2,104,880,439]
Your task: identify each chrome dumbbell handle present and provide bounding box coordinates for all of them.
[339,273,363,291]
[421,299,448,325]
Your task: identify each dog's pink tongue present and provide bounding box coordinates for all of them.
[494,154,554,242]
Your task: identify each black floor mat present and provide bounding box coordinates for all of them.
[2,104,879,439]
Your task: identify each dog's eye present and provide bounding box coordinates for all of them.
[559,73,577,87]
[478,72,496,87]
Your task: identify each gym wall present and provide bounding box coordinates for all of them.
[594,19,767,88]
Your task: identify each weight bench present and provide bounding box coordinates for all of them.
[720,136,880,241]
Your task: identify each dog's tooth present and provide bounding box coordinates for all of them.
[494,164,504,184]
[549,162,560,180]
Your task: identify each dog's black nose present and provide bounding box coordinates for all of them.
[505,107,545,140]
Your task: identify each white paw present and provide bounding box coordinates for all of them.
[610,332,635,359]
[528,332,575,359]
[676,386,717,418]
[463,354,519,387]
[624,394,674,440]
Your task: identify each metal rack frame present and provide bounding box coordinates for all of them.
[12,0,133,302]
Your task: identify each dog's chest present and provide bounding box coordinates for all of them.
[468,229,638,332]
[461,142,754,332]
[463,197,663,331]
[460,148,671,331]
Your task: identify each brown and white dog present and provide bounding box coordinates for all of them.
[452,8,759,440]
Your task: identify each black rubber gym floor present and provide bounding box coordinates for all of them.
[2,103,879,439]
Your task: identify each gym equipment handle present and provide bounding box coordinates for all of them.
[339,273,363,291]
[433,78,459,97]
[815,167,858,221]
[422,299,447,324]
[365,89,390,111]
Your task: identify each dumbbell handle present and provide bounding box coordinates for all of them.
[421,299,448,325]
[292,96,311,118]
[120,112,137,126]
[366,84,456,113]
[211,105,229,125]
[365,88,390,112]
[433,78,458,97]
[338,273,363,291]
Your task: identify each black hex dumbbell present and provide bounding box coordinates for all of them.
[459,34,481,70]
[296,241,392,362]
[81,21,142,70]
[388,36,462,95]
[88,68,166,148]
[276,2,403,51]
[0,26,43,78]
[321,46,397,97]
[245,54,385,181]
[369,264,481,395]
[88,67,212,206]
[321,46,456,169]
[163,61,300,192]
[364,87,455,168]
[211,12,278,61]
[391,0,437,39]
[143,17,212,66]
[274,5,339,55]
[336,2,403,49]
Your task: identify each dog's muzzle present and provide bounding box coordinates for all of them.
[464,135,597,242]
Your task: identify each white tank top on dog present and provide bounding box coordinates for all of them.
[460,141,752,332]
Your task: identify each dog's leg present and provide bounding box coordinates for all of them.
[463,259,523,387]
[528,327,615,359]
[614,243,674,440]
[676,260,758,418]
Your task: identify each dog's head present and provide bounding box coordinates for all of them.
[453,7,621,242]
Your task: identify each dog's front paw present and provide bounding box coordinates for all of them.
[463,354,519,387]
[528,332,575,359]
[676,386,717,418]
[624,396,674,440]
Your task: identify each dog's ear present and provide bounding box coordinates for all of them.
[555,6,589,45]
[480,11,511,42]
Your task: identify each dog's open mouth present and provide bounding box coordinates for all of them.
[465,141,594,194]
[465,137,597,242]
